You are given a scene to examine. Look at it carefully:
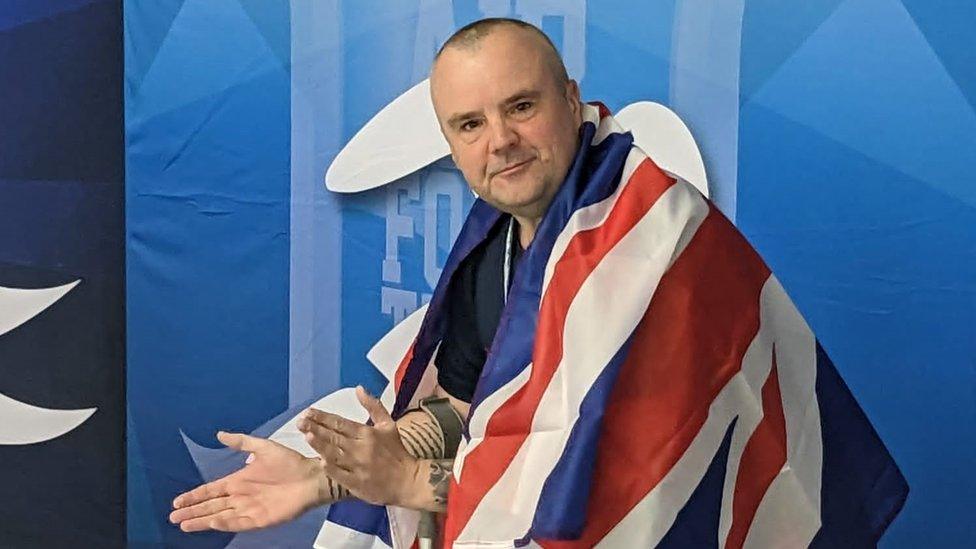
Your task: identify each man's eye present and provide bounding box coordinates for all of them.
[460,120,481,132]
[514,101,533,113]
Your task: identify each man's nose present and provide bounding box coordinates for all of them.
[487,118,519,154]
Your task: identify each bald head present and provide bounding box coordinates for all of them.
[432,18,569,89]
[426,18,583,228]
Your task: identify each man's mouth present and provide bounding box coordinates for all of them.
[491,158,534,178]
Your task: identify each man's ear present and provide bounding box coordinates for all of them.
[566,79,582,124]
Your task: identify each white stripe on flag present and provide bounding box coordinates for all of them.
[314,520,392,549]
[386,505,421,549]
[589,104,623,146]
[730,276,821,549]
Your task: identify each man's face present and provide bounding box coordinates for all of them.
[430,28,582,220]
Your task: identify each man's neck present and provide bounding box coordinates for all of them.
[512,214,541,249]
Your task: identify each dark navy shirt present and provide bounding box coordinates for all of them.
[436,215,523,402]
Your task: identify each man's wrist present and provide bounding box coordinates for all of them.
[308,458,335,506]
[306,458,349,509]
[393,457,425,509]
[391,458,451,512]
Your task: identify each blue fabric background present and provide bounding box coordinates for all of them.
[123,1,974,547]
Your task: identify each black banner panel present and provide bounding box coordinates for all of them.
[0,1,125,547]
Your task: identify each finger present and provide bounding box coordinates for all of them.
[216,431,269,454]
[303,409,361,437]
[169,496,234,524]
[299,415,355,447]
[356,385,394,427]
[304,409,365,438]
[209,510,259,532]
[179,508,248,533]
[172,479,229,509]
[307,430,354,470]
[179,516,217,533]
[296,416,321,434]
[301,420,347,457]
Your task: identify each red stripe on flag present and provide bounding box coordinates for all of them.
[393,343,416,393]
[443,159,675,544]
[541,208,771,548]
[725,351,788,549]
[590,101,612,119]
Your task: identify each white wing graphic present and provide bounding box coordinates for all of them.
[326,79,449,193]
[616,101,709,198]
[324,78,709,198]
[0,280,98,445]
[0,280,79,337]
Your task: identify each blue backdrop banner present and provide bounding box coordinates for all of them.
[120,1,974,548]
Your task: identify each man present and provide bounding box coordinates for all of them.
[170,17,584,531]
[170,16,906,548]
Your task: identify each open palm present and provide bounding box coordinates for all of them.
[169,431,325,532]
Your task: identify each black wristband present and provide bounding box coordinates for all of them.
[419,396,464,459]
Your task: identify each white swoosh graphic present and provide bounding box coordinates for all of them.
[0,280,98,445]
[616,101,709,198]
[325,79,449,193]
[324,78,709,199]
[0,393,96,445]
[0,280,80,336]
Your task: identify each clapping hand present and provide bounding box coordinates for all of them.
[297,386,422,508]
[169,431,328,532]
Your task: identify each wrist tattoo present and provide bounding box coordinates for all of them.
[428,459,453,508]
[397,414,445,460]
[326,475,350,502]
[315,458,349,503]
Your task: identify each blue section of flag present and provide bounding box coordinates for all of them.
[327,499,393,547]
[812,343,909,547]
[658,419,737,548]
[528,333,636,540]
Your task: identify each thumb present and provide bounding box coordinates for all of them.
[356,386,393,427]
[216,431,267,454]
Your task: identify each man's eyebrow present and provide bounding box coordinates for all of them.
[445,90,544,128]
[447,110,483,128]
[502,89,541,104]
